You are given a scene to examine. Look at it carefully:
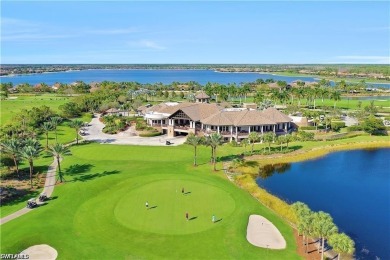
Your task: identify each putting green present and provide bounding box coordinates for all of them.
[114,179,236,235]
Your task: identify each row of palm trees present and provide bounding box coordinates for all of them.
[292,202,355,260]
[186,132,295,170]
[185,133,223,171]
[1,138,70,188]
[1,116,85,188]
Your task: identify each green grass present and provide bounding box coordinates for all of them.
[0,94,72,124]
[0,155,54,218]
[0,143,300,259]
[271,71,390,84]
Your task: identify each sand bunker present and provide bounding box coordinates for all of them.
[21,244,57,260]
[246,215,286,249]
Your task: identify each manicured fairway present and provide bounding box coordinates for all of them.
[0,143,300,259]
[0,94,72,124]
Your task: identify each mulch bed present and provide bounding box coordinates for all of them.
[294,229,323,260]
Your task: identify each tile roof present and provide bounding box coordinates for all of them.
[261,107,293,123]
[142,102,292,126]
[195,92,210,99]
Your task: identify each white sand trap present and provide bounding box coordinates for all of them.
[246,215,286,249]
[21,244,57,260]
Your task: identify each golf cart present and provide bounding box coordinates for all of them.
[27,198,38,208]
[39,192,48,202]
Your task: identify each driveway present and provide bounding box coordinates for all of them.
[82,115,187,146]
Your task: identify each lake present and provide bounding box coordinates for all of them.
[2,69,390,88]
[256,148,390,260]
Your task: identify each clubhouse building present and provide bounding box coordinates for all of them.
[139,101,293,142]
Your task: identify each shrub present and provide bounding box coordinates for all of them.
[331,121,345,132]
[297,131,315,141]
[299,126,316,130]
[346,125,362,132]
[139,131,162,137]
[229,140,240,147]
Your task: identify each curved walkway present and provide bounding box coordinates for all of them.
[0,157,58,225]
[83,114,187,146]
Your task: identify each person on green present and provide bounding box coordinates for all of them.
[145,201,149,209]
[212,214,216,223]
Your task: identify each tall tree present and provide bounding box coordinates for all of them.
[263,132,274,152]
[248,132,259,154]
[206,133,223,171]
[284,134,293,149]
[185,133,203,166]
[328,233,355,260]
[21,142,42,188]
[41,121,53,149]
[292,202,313,253]
[330,91,341,109]
[47,143,71,183]
[69,119,84,144]
[313,211,339,260]
[0,139,21,178]
[241,138,249,153]
[50,116,62,142]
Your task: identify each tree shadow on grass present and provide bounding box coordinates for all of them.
[0,189,40,207]
[65,164,94,175]
[72,170,120,182]
[219,154,243,162]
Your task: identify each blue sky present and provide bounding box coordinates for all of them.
[1,1,389,64]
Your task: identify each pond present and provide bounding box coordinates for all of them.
[256,148,390,260]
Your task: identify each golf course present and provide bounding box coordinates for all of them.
[0,143,300,259]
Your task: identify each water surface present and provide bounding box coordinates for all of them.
[257,148,390,260]
[2,69,389,88]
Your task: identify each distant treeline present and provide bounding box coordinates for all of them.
[1,64,389,78]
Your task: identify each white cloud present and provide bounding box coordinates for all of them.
[139,40,166,50]
[126,40,166,50]
[87,28,138,35]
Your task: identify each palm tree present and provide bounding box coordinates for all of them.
[185,133,203,166]
[47,143,71,183]
[21,142,42,188]
[206,133,223,171]
[328,233,355,260]
[69,119,84,144]
[313,211,339,260]
[330,90,341,109]
[241,138,249,153]
[295,87,305,107]
[1,139,21,178]
[248,132,259,154]
[41,121,53,148]
[292,202,313,252]
[253,90,265,105]
[277,135,285,151]
[284,134,293,149]
[263,132,274,152]
[50,116,62,142]
[313,117,320,131]
[324,117,332,131]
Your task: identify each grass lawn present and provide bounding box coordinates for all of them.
[0,143,300,259]
[0,94,72,124]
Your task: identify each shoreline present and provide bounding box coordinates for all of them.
[248,140,390,165]
[230,140,389,260]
